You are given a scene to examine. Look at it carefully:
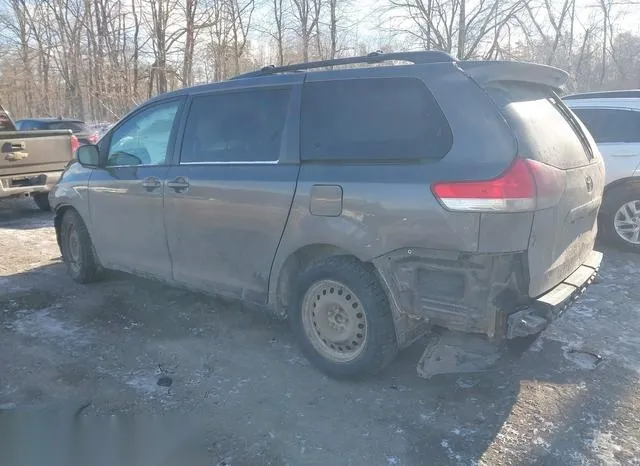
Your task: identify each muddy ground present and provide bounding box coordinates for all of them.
[1,198,639,465]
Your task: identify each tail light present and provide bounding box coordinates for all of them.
[88,132,99,144]
[71,135,80,154]
[432,158,565,212]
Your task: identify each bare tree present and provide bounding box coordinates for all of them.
[291,0,319,61]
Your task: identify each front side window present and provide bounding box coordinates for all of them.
[571,108,640,144]
[180,87,291,164]
[107,100,180,166]
[301,77,452,161]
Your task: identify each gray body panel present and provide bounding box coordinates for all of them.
[88,166,173,280]
[164,164,298,303]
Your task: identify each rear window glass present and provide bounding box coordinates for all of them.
[45,121,88,132]
[571,108,640,144]
[487,83,594,170]
[301,77,452,162]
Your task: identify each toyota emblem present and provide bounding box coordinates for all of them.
[585,176,594,193]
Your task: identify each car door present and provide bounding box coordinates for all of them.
[88,97,184,279]
[570,107,640,185]
[164,79,301,303]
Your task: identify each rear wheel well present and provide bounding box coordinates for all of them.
[604,177,640,197]
[602,178,640,217]
[276,244,357,312]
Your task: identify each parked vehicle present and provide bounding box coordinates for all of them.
[16,117,99,146]
[0,105,77,211]
[0,104,17,131]
[564,91,640,251]
[51,52,604,378]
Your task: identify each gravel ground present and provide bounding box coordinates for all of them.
[1,198,640,465]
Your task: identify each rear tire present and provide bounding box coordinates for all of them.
[600,183,640,252]
[33,193,51,211]
[288,256,398,378]
[60,210,102,283]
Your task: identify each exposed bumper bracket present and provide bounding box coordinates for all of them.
[507,250,603,339]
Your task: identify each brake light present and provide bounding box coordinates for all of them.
[432,158,565,212]
[88,132,99,144]
[71,135,80,154]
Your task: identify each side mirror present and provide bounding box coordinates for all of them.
[76,144,100,167]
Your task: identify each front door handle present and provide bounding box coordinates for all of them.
[167,176,189,193]
[141,176,161,191]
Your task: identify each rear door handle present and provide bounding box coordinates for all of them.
[141,176,161,191]
[167,176,189,193]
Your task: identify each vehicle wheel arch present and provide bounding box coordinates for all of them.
[54,205,78,249]
[603,177,640,197]
[599,178,640,251]
[273,243,366,316]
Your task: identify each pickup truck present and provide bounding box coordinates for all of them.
[0,104,77,211]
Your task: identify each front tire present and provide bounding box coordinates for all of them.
[33,193,51,211]
[60,210,102,283]
[289,256,398,378]
[600,183,640,252]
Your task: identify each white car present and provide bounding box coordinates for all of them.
[564,90,640,251]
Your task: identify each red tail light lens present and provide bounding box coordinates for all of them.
[71,135,80,154]
[88,132,99,144]
[432,158,565,212]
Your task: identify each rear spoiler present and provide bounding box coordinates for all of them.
[457,61,568,91]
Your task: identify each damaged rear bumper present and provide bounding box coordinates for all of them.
[374,248,603,348]
[507,250,602,339]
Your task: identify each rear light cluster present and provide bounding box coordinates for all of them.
[88,132,99,144]
[432,158,565,212]
[71,135,80,154]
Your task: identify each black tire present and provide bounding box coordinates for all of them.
[33,193,51,211]
[288,256,398,378]
[600,182,640,252]
[60,209,102,283]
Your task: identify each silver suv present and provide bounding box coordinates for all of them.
[51,52,604,378]
[564,91,640,250]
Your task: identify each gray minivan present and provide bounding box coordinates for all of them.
[51,52,604,378]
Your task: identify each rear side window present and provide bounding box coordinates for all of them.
[571,108,640,143]
[487,83,593,169]
[18,121,44,130]
[301,77,452,162]
[180,87,291,164]
[46,121,89,132]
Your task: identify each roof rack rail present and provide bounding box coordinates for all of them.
[564,90,640,100]
[231,50,454,80]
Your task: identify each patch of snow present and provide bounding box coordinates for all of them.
[125,373,160,395]
[590,430,623,465]
[7,307,90,346]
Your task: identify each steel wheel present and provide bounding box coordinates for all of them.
[64,223,82,274]
[301,279,368,363]
[614,200,640,245]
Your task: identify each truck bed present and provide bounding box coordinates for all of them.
[0,130,74,199]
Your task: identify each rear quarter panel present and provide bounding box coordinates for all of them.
[269,63,519,305]
[598,143,640,186]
